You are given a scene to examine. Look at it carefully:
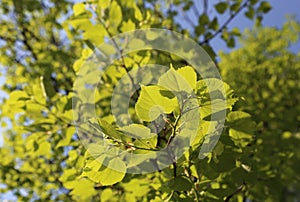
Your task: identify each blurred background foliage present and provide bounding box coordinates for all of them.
[220,20,300,201]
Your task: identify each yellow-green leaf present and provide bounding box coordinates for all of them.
[135,85,178,121]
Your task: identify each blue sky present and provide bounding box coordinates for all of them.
[210,0,300,53]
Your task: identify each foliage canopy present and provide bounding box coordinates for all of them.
[1,0,298,201]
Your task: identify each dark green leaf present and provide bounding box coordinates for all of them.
[215,2,228,14]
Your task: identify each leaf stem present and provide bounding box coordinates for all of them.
[166,114,181,145]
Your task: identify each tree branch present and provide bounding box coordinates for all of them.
[0,35,18,45]
[20,28,38,61]
[192,0,201,17]
[182,10,197,28]
[224,183,245,202]
[91,6,140,98]
[199,0,250,45]
[203,0,208,15]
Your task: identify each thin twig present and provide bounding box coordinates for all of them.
[192,0,201,17]
[20,27,38,61]
[166,115,180,145]
[199,0,250,45]
[181,9,196,27]
[93,6,139,96]
[173,162,177,177]
[203,0,208,15]
[224,183,245,202]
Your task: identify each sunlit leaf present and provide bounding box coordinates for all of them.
[135,85,178,121]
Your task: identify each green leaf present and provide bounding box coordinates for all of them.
[199,14,209,25]
[196,78,234,99]
[227,111,256,147]
[135,85,178,121]
[109,1,122,29]
[121,20,136,32]
[133,135,157,150]
[231,27,241,36]
[245,7,255,19]
[202,44,216,59]
[146,30,160,40]
[8,90,29,102]
[40,76,56,99]
[196,78,237,120]
[98,0,110,9]
[128,38,145,50]
[167,176,192,191]
[59,168,78,189]
[227,36,235,48]
[82,158,126,185]
[122,178,150,197]
[56,127,75,148]
[121,124,151,139]
[101,189,115,202]
[250,0,259,5]
[209,17,219,31]
[158,68,195,93]
[133,4,143,21]
[98,43,116,55]
[122,124,158,149]
[70,178,97,199]
[91,118,130,143]
[73,3,85,16]
[258,1,272,13]
[215,2,228,14]
[230,2,240,12]
[99,158,127,185]
[83,24,106,45]
[199,99,227,120]
[176,66,197,89]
